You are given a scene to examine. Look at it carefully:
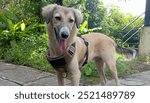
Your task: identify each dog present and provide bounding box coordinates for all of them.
[42,4,136,86]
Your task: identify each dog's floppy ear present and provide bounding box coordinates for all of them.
[73,9,83,28]
[42,4,57,24]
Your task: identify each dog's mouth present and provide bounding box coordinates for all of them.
[54,28,67,53]
[59,39,67,53]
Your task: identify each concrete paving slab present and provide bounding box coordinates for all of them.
[24,76,70,86]
[0,62,17,71]
[1,61,150,86]
[123,71,150,85]
[0,66,52,85]
[121,80,145,86]
[0,78,19,86]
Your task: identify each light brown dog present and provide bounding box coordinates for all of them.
[42,4,136,86]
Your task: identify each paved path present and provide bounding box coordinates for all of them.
[0,60,70,86]
[0,60,150,86]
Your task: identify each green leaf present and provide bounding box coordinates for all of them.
[80,20,88,31]
[0,9,18,22]
[7,18,14,30]
[21,22,26,31]
[25,23,38,32]
[13,21,23,30]
[37,24,46,27]
[84,67,92,76]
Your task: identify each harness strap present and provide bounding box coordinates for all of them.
[78,36,89,67]
[46,53,66,69]
[46,42,76,72]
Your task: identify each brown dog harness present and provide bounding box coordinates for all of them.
[78,36,89,67]
[46,43,76,72]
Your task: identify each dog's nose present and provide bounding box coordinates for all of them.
[61,31,69,39]
[59,27,70,39]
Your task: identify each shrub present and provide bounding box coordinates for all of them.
[0,8,45,47]
[3,34,53,72]
[138,55,150,62]
[81,54,129,78]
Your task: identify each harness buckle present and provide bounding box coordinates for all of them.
[67,43,76,58]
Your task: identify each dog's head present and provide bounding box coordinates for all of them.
[42,4,83,53]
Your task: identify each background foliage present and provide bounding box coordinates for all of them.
[0,0,143,81]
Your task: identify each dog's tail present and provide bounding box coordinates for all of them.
[116,45,137,59]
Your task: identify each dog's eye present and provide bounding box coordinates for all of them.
[69,18,74,23]
[55,16,61,21]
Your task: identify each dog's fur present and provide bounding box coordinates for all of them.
[42,4,136,86]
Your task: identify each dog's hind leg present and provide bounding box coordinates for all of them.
[104,56,120,86]
[94,58,106,86]
[56,71,64,86]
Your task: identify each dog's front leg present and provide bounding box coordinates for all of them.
[67,58,81,86]
[56,71,64,86]
[70,69,81,86]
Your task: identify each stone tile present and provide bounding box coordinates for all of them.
[96,79,145,86]
[0,66,51,85]
[0,78,19,86]
[0,62,17,71]
[125,71,150,85]
[121,80,145,86]
[24,76,70,86]
[106,80,117,86]
[1,61,150,86]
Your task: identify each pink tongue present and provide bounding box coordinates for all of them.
[59,40,67,53]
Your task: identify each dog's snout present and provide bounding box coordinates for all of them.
[59,27,70,39]
[61,31,69,39]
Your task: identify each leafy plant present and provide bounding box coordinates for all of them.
[81,62,97,76]
[0,8,45,47]
[3,34,53,72]
[138,55,150,62]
